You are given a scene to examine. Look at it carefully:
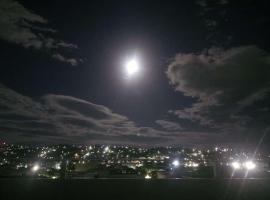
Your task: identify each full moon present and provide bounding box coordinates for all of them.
[126,58,139,76]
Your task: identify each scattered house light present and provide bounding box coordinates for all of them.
[145,174,151,179]
[31,164,40,172]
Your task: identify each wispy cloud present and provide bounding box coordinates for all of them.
[155,120,182,131]
[0,83,229,145]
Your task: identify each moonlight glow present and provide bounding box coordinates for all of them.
[125,58,139,76]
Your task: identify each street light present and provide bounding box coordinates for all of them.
[31,164,40,172]
[231,161,241,169]
[172,160,180,168]
[145,174,152,179]
[243,161,256,170]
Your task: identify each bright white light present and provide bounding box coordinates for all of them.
[104,146,110,153]
[126,59,139,76]
[145,174,151,179]
[243,161,256,170]
[55,163,61,170]
[32,164,40,172]
[172,160,180,167]
[192,162,199,168]
[231,161,241,169]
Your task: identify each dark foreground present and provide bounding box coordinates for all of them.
[1,178,270,200]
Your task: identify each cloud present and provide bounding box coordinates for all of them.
[155,120,182,131]
[166,46,270,143]
[0,0,81,65]
[52,54,80,66]
[0,83,231,145]
[0,83,170,145]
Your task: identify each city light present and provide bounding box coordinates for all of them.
[1,144,268,179]
[243,161,256,170]
[145,174,152,179]
[172,160,180,167]
[231,160,256,171]
[104,146,110,153]
[231,161,241,169]
[192,162,199,168]
[55,163,61,170]
[184,161,199,168]
[31,164,40,172]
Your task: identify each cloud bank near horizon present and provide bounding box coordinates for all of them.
[0,83,230,146]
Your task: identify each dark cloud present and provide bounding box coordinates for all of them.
[0,0,81,65]
[0,83,171,144]
[166,45,270,144]
[0,83,231,145]
[155,120,182,131]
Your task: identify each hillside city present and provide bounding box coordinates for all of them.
[1,142,269,179]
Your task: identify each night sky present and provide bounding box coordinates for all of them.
[0,0,270,147]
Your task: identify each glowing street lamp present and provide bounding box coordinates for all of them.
[172,160,180,168]
[231,161,241,170]
[243,161,256,170]
[31,164,40,172]
[145,174,152,179]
